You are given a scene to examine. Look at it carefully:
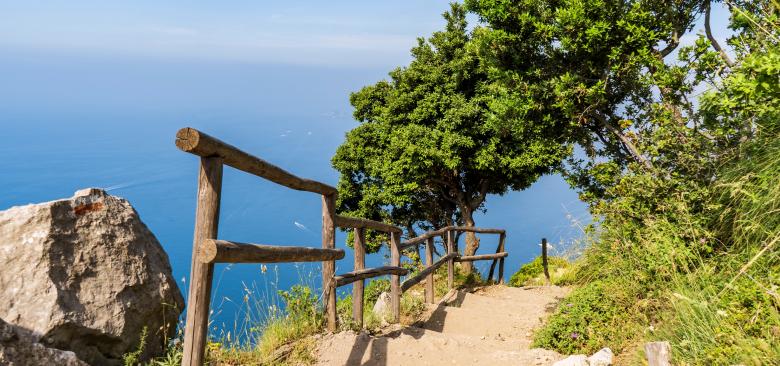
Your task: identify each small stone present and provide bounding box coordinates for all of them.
[552,354,588,366]
[645,341,672,366]
[373,292,392,320]
[588,347,614,366]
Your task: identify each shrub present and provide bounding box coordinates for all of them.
[532,279,644,354]
[508,256,570,287]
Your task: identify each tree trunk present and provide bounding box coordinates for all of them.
[460,206,480,274]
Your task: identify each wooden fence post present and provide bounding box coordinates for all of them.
[487,232,506,283]
[322,194,337,331]
[542,237,550,285]
[446,230,454,289]
[498,233,506,284]
[425,237,435,303]
[182,157,223,366]
[352,228,365,328]
[390,231,401,323]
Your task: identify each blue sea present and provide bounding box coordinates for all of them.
[0,47,587,337]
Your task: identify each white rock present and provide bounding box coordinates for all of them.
[645,341,672,366]
[552,354,589,366]
[588,347,614,365]
[0,189,184,365]
[372,292,391,320]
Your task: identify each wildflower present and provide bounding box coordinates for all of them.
[570,332,580,339]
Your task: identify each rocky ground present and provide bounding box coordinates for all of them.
[315,285,572,365]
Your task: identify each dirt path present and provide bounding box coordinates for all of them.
[315,285,570,365]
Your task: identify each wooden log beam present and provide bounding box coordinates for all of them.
[401,225,506,249]
[182,157,222,366]
[455,252,508,262]
[334,215,402,233]
[400,253,457,292]
[334,266,409,287]
[176,127,337,195]
[198,239,345,264]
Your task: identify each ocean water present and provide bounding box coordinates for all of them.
[0,47,588,336]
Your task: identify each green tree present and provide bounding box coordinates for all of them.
[332,3,570,272]
[463,0,731,202]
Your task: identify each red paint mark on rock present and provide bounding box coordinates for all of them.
[74,202,104,216]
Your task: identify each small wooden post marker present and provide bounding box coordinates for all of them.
[542,238,550,285]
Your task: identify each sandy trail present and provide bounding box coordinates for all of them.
[315,285,570,365]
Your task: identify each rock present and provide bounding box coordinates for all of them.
[645,341,672,366]
[587,347,613,365]
[552,354,588,366]
[373,292,391,320]
[0,188,184,365]
[0,317,88,366]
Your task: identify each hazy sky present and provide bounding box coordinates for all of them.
[0,1,731,68]
[0,1,456,67]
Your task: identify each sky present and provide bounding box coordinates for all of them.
[0,1,456,67]
[0,0,734,335]
[0,1,732,68]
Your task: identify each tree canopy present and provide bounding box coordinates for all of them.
[464,0,771,203]
[332,4,570,263]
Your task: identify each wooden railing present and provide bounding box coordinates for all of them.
[398,226,507,305]
[175,128,510,366]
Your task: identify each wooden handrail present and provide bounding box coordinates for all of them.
[455,252,508,262]
[334,266,408,287]
[176,127,337,195]
[335,215,403,233]
[400,253,457,292]
[175,128,512,366]
[199,239,345,264]
[400,225,506,249]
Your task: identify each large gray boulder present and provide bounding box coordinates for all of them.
[0,188,184,365]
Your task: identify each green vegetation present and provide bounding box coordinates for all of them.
[331,3,570,272]
[149,1,778,364]
[508,256,571,287]
[123,327,148,366]
[528,14,777,366]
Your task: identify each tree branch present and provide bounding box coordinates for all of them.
[594,114,654,170]
[705,0,735,67]
[469,180,489,209]
[658,30,680,57]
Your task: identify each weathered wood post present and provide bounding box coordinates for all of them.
[487,232,506,283]
[425,237,435,303]
[390,231,401,323]
[182,157,223,366]
[446,230,454,289]
[322,194,337,331]
[352,228,365,328]
[542,237,550,285]
[497,233,506,284]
